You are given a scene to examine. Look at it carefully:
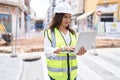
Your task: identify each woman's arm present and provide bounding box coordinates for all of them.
[44,32,58,57]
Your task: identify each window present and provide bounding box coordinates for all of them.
[87,15,93,28]
[100,14,113,22]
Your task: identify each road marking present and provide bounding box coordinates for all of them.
[77,58,104,80]
[100,52,120,62]
[85,54,120,78]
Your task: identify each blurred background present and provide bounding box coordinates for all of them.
[0,0,120,80]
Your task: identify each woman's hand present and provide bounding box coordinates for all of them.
[53,46,75,54]
[77,47,87,55]
[64,46,75,52]
[53,48,62,54]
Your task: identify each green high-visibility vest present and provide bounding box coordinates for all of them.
[45,28,77,80]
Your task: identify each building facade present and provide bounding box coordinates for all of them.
[76,0,120,37]
[70,0,84,32]
[0,0,31,37]
[46,0,56,25]
[96,0,120,36]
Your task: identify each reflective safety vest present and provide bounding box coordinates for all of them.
[45,28,77,80]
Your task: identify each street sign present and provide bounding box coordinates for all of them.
[96,11,102,16]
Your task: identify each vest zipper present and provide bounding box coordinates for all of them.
[67,54,70,80]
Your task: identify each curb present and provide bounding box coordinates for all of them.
[18,52,42,61]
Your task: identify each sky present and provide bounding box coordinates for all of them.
[30,0,49,19]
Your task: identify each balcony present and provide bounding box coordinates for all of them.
[0,0,27,11]
[0,0,19,6]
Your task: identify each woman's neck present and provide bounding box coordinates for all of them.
[59,25,66,30]
[59,25,68,35]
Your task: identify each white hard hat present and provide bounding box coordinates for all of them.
[54,2,73,15]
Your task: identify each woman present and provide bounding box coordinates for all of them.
[44,2,86,80]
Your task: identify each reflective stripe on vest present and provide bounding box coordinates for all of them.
[47,66,77,72]
[47,55,76,60]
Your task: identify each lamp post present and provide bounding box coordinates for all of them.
[10,7,19,57]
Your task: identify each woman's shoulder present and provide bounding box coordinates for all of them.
[44,28,51,33]
[44,28,49,36]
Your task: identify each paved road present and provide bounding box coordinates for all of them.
[0,48,120,80]
[77,48,120,80]
[42,48,120,80]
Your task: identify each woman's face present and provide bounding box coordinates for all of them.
[61,13,71,27]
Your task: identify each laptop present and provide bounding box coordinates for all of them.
[61,32,97,54]
[74,32,97,53]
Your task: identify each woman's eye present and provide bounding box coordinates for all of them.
[64,16,68,18]
[64,16,71,19]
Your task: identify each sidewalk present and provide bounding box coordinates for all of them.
[0,54,23,80]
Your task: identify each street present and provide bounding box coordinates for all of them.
[1,0,120,80]
[77,48,120,80]
[21,48,120,80]
[1,29,120,80]
[0,0,120,80]
[0,48,120,80]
